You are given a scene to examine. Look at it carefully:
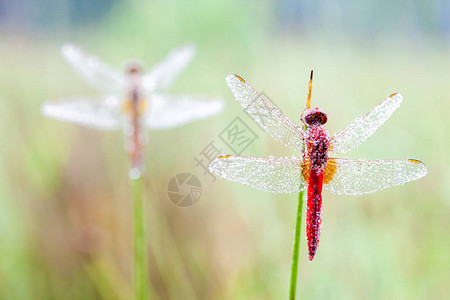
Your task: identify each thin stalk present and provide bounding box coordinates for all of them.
[289,70,313,299]
[288,190,305,300]
[132,176,148,300]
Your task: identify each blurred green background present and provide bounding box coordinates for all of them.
[0,0,449,299]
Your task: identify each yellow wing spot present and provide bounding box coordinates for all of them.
[122,100,132,114]
[122,99,148,115]
[219,155,232,159]
[389,93,399,98]
[301,158,311,182]
[234,75,246,83]
[139,99,148,114]
[408,159,423,164]
[323,158,338,184]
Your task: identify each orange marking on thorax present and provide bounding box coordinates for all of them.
[122,99,132,114]
[138,99,148,114]
[301,158,311,182]
[122,98,148,115]
[323,158,338,184]
[302,151,336,185]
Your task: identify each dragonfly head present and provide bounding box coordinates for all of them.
[303,107,327,126]
[123,60,145,75]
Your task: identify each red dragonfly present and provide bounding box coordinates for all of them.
[209,72,427,261]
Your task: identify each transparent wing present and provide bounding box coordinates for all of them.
[209,155,306,194]
[226,74,304,152]
[61,43,125,93]
[41,95,122,130]
[324,158,427,195]
[145,93,223,130]
[142,43,196,93]
[329,93,402,155]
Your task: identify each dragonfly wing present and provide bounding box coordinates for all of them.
[209,155,306,194]
[41,95,122,130]
[324,158,427,195]
[142,43,196,93]
[329,93,402,155]
[61,44,125,93]
[145,93,224,130]
[226,74,304,152]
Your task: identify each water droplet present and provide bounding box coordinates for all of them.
[129,168,141,180]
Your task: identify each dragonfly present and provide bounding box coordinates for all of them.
[209,72,428,261]
[42,43,224,179]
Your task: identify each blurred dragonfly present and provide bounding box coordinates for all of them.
[209,72,427,260]
[42,43,224,179]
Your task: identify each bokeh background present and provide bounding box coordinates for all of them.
[0,0,449,299]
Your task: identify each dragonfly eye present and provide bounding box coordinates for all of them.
[304,108,327,125]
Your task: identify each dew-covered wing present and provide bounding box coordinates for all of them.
[324,158,427,195]
[142,43,196,93]
[41,96,122,130]
[145,93,223,130]
[226,74,304,152]
[329,93,402,155]
[209,155,306,194]
[61,44,124,93]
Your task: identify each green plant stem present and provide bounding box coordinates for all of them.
[132,176,148,300]
[289,189,305,300]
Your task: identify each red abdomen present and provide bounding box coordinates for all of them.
[303,124,329,260]
[306,170,324,261]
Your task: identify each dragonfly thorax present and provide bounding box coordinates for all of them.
[305,126,329,169]
[304,107,327,126]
